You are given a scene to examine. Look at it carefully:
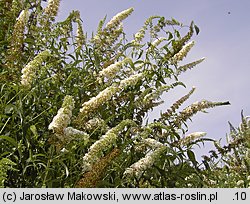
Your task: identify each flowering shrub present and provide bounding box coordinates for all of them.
[0,0,248,188]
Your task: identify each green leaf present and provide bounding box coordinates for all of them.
[174,30,181,38]
[194,25,200,35]
[0,135,18,148]
[187,149,198,167]
[30,125,38,138]
[171,18,181,25]
[167,32,173,41]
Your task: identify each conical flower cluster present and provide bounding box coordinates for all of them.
[98,58,131,80]
[21,50,50,89]
[176,58,205,76]
[64,127,89,143]
[82,120,135,172]
[82,129,117,172]
[124,138,165,178]
[80,72,143,116]
[43,0,60,20]
[161,87,196,119]
[48,95,75,135]
[80,86,119,115]
[174,100,230,127]
[9,9,29,58]
[170,41,195,65]
[178,132,207,146]
[119,73,143,89]
[75,18,85,50]
[105,8,134,30]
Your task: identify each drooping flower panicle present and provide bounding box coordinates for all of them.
[21,50,50,89]
[80,86,119,115]
[170,41,195,64]
[82,130,117,172]
[174,100,230,127]
[7,9,29,71]
[119,73,143,89]
[178,132,207,146]
[48,95,75,136]
[43,0,60,20]
[80,72,143,117]
[40,0,60,27]
[161,86,196,119]
[64,127,89,143]
[176,58,205,76]
[124,138,166,178]
[98,58,131,80]
[105,8,134,30]
[82,120,136,172]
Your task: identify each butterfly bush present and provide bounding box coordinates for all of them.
[80,86,119,115]
[2,0,236,187]
[43,0,60,19]
[8,9,29,63]
[119,73,143,89]
[21,50,50,88]
[75,18,85,49]
[178,132,207,146]
[48,95,75,136]
[82,120,135,172]
[98,58,131,80]
[124,138,166,178]
[105,8,134,30]
[176,57,205,76]
[170,41,195,64]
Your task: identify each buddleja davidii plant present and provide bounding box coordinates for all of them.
[114,71,229,187]
[75,12,200,129]
[2,2,28,81]
[1,0,49,82]
[4,0,83,83]
[119,102,230,187]
[90,8,133,67]
[0,158,16,188]
[67,8,231,187]
[121,17,204,123]
[0,0,23,58]
[0,0,85,187]
[200,112,250,187]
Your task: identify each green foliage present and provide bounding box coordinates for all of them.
[200,112,250,188]
[0,0,247,188]
[0,158,16,188]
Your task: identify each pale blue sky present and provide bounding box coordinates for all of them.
[56,0,250,155]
